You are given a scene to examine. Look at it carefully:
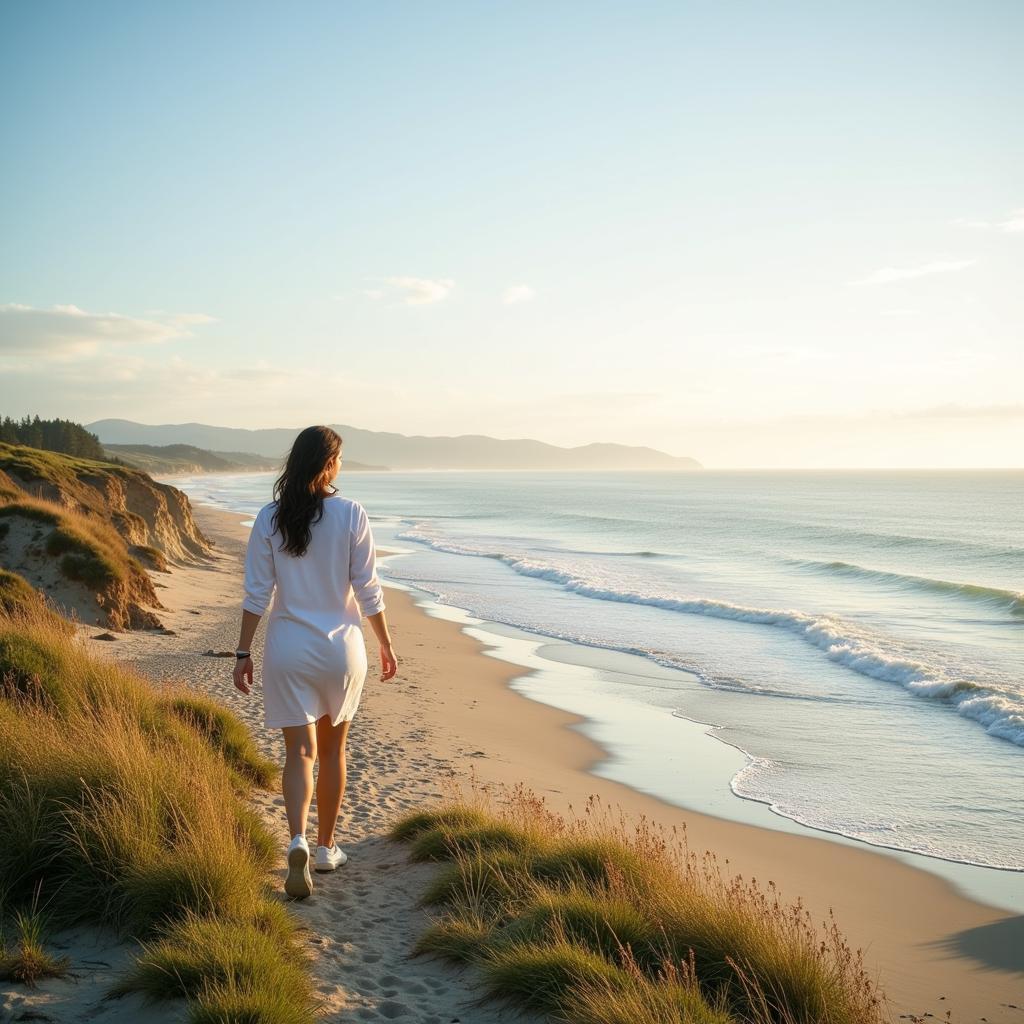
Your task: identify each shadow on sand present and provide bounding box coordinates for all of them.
[931,915,1024,974]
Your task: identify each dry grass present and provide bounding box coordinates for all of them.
[0,888,70,988]
[0,493,141,589]
[0,489,162,628]
[0,569,73,632]
[389,785,889,1024]
[0,603,314,1021]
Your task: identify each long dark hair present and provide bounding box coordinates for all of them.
[271,426,342,556]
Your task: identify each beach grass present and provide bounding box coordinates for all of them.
[389,786,887,1024]
[0,494,143,589]
[0,488,162,629]
[0,603,315,1021]
[0,899,70,987]
[0,569,73,633]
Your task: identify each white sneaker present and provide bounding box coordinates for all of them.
[314,843,348,872]
[284,835,312,898]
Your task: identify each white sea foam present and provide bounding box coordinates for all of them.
[397,523,1024,746]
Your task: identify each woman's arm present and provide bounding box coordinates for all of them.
[365,609,397,681]
[234,508,276,695]
[350,503,398,681]
[233,609,261,694]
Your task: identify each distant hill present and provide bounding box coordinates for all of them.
[104,444,278,475]
[104,443,384,475]
[88,420,701,471]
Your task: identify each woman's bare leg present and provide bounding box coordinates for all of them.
[314,715,351,848]
[281,724,317,838]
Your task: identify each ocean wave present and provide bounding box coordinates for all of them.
[397,524,1024,746]
[793,559,1024,615]
[396,525,669,562]
[558,546,669,559]
[789,521,1024,558]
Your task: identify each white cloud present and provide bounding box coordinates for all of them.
[364,276,455,305]
[0,303,215,357]
[952,208,1024,233]
[502,284,535,304]
[849,259,976,286]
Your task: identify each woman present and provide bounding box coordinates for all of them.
[232,425,398,899]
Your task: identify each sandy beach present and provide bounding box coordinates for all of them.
[32,501,1019,1023]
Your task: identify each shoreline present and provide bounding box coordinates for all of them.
[408,595,1024,911]
[115,503,1023,1021]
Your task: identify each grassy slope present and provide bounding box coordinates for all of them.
[0,442,210,557]
[0,490,162,629]
[0,443,216,628]
[0,604,316,1022]
[389,793,888,1024]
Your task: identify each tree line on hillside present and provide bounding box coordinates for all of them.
[0,415,106,461]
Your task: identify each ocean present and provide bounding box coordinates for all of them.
[173,470,1024,901]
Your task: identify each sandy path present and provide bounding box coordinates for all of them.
[90,506,532,1024]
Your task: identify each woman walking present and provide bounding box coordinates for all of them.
[232,425,398,898]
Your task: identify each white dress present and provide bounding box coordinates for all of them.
[242,495,386,729]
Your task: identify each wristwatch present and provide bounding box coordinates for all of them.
[235,650,251,659]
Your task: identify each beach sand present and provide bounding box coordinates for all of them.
[9,502,1021,1023]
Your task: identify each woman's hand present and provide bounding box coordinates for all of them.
[233,655,253,694]
[380,642,399,682]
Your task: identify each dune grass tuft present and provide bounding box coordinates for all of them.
[569,955,737,1024]
[391,787,888,1024]
[0,569,69,629]
[503,888,657,966]
[113,912,311,1004]
[481,939,632,1013]
[0,603,317,1020]
[0,901,70,987]
[165,690,277,788]
[414,913,495,963]
[387,804,492,843]
[420,847,538,911]
[187,973,317,1024]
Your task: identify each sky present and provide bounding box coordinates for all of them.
[1,1,1021,468]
